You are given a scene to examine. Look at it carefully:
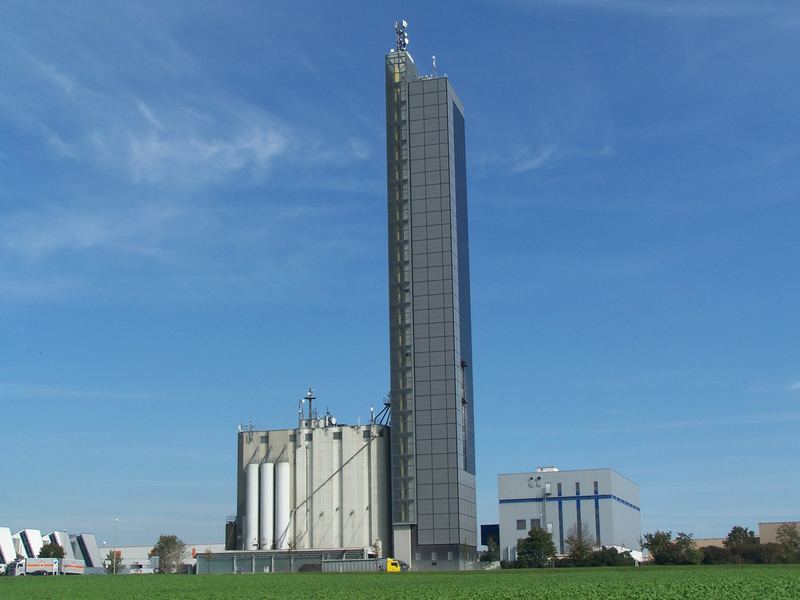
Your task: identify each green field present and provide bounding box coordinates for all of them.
[2,565,799,599]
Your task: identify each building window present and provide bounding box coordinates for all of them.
[516,519,526,530]
[530,519,541,530]
[575,482,581,495]
[305,433,313,441]
[333,431,342,440]
[546,523,553,534]
[447,551,453,561]
[593,481,601,545]
[557,482,562,497]
[260,435,267,443]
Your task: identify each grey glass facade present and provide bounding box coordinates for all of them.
[385,50,477,568]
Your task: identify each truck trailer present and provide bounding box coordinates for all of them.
[321,557,407,573]
[6,557,85,576]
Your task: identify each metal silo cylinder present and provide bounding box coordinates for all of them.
[245,463,259,550]
[259,462,275,549]
[275,462,291,550]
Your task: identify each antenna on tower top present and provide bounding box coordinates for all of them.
[394,20,409,52]
[432,55,437,76]
[305,387,316,421]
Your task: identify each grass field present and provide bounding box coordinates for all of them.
[1,565,799,599]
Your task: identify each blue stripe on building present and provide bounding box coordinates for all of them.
[499,494,640,512]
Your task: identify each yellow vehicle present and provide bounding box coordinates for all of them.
[385,558,401,572]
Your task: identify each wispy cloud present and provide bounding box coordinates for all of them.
[0,195,373,304]
[598,143,615,157]
[124,116,290,185]
[136,101,165,132]
[0,23,369,187]
[0,9,380,306]
[20,49,77,96]
[510,145,557,173]
[476,141,615,176]
[1,203,181,260]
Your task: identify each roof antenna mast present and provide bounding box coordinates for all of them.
[394,20,409,52]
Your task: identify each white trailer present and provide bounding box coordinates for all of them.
[60,558,86,575]
[6,557,85,576]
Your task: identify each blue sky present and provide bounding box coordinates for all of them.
[1,0,799,546]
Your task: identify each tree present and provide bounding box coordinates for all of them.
[38,542,65,558]
[590,546,635,567]
[480,538,499,563]
[747,543,784,565]
[700,546,732,565]
[776,523,800,559]
[150,534,185,574]
[673,532,703,565]
[105,550,123,574]
[564,524,594,566]
[641,530,674,564]
[516,527,556,568]
[723,526,757,564]
[641,531,701,565]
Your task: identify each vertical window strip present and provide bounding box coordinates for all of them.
[594,496,601,546]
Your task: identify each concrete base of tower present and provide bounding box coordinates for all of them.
[413,544,479,571]
[393,524,478,570]
[392,525,413,566]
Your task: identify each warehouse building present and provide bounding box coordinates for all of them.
[759,521,800,544]
[498,467,641,561]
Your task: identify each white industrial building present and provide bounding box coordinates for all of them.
[234,393,392,556]
[0,526,103,570]
[498,467,641,561]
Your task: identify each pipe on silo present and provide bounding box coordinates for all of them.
[275,462,291,550]
[245,463,259,550]
[259,462,275,549]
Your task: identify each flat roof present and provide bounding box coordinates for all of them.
[498,468,638,486]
